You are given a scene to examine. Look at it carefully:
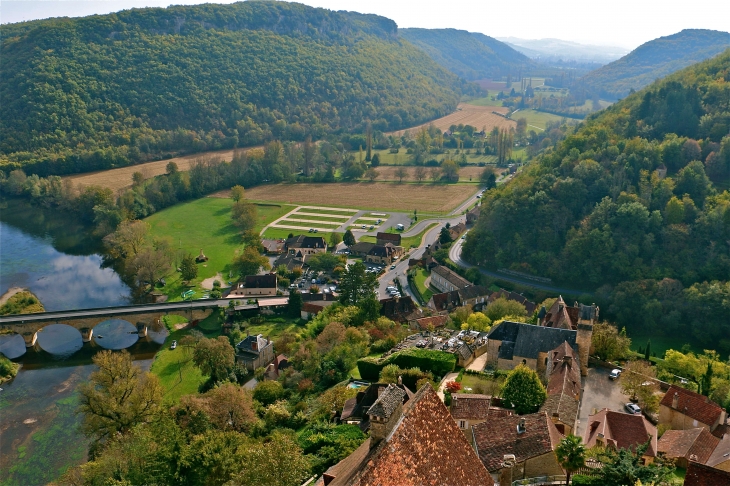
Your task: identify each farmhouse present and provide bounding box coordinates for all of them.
[317,384,494,486]
[227,274,277,297]
[430,265,471,293]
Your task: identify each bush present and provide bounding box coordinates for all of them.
[571,475,602,485]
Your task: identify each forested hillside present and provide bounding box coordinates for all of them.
[463,51,730,349]
[580,29,730,99]
[0,1,476,176]
[400,28,531,80]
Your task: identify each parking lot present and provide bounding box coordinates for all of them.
[576,366,632,437]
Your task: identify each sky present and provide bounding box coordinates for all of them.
[2,0,729,49]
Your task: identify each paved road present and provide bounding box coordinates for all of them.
[576,367,630,437]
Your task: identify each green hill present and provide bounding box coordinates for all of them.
[463,51,730,349]
[400,28,532,80]
[580,29,730,99]
[0,2,475,176]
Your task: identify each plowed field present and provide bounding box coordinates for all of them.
[388,103,515,137]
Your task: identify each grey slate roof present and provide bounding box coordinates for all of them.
[488,321,578,360]
[368,384,406,419]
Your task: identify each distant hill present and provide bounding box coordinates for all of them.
[400,28,532,80]
[498,37,628,64]
[0,2,475,176]
[580,29,730,99]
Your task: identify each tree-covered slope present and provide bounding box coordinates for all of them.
[580,29,730,99]
[463,51,730,347]
[400,28,532,80]
[0,1,475,176]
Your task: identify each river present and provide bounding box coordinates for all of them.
[0,200,167,485]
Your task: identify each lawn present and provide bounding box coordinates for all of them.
[360,223,437,249]
[261,227,332,240]
[412,268,434,303]
[510,109,568,131]
[151,313,224,403]
[280,218,343,226]
[288,213,351,222]
[244,316,305,341]
[457,373,503,395]
[628,331,701,358]
[145,197,292,300]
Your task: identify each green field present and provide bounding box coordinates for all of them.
[145,197,293,300]
[287,213,351,222]
[462,94,503,107]
[628,331,702,358]
[412,268,434,303]
[261,227,332,240]
[281,217,343,226]
[510,109,567,130]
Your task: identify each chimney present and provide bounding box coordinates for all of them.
[672,392,679,409]
[517,418,526,434]
[499,454,516,486]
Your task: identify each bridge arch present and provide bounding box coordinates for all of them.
[36,323,83,356]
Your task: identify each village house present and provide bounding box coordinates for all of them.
[264,353,290,380]
[408,314,449,331]
[430,265,471,293]
[488,288,537,315]
[537,296,598,331]
[684,461,730,486]
[339,382,413,431]
[348,242,376,258]
[655,163,668,179]
[375,233,403,258]
[300,293,338,320]
[428,285,490,312]
[450,394,509,445]
[659,385,728,433]
[466,205,481,225]
[448,221,467,240]
[472,411,565,484]
[706,433,730,471]
[584,408,658,464]
[379,295,419,323]
[235,333,275,371]
[227,274,277,298]
[486,321,592,376]
[285,235,327,256]
[539,341,582,435]
[261,238,286,255]
[365,245,394,265]
[272,252,305,273]
[317,384,494,486]
[428,290,462,312]
[657,427,720,469]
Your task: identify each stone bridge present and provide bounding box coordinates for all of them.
[0,300,222,347]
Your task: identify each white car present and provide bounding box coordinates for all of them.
[609,369,622,380]
[625,403,641,415]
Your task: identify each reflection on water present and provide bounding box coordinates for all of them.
[93,319,139,350]
[0,333,26,359]
[35,324,84,358]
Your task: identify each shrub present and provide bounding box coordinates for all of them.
[571,475,602,485]
[445,381,462,393]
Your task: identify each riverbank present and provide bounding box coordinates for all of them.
[0,354,20,384]
[0,288,45,315]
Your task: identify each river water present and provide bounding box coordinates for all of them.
[0,200,166,485]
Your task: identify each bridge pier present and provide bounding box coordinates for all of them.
[137,323,148,337]
[23,331,37,347]
[80,327,93,342]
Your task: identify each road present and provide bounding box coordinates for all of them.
[576,367,631,437]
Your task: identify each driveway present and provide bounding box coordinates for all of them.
[437,372,459,401]
[576,367,630,437]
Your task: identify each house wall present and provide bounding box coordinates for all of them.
[289,247,326,256]
[486,340,501,369]
[239,288,277,297]
[431,274,460,293]
[576,324,593,376]
[498,357,538,372]
[366,254,392,265]
[659,405,711,431]
[239,342,275,371]
[712,459,730,472]
[523,452,564,479]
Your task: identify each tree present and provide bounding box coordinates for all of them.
[343,229,356,247]
[591,323,631,362]
[481,170,497,190]
[414,165,426,182]
[132,171,145,186]
[500,364,547,414]
[253,380,284,406]
[485,297,527,321]
[429,166,441,183]
[180,253,198,282]
[227,431,310,486]
[700,361,714,396]
[231,200,258,232]
[595,440,674,486]
[370,153,380,167]
[233,246,270,277]
[338,262,377,307]
[556,435,586,485]
[644,340,652,361]
[465,312,491,332]
[329,231,342,248]
[78,350,163,444]
[193,336,236,383]
[441,159,460,182]
[365,167,379,182]
[439,226,452,244]
[177,383,256,433]
[130,247,172,286]
[165,161,179,175]
[307,252,343,273]
[395,167,408,183]
[230,184,245,202]
[620,360,655,401]
[103,219,150,260]
[288,290,303,317]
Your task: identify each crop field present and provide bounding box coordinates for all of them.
[63,146,261,193]
[388,103,515,137]
[373,165,492,182]
[243,183,475,213]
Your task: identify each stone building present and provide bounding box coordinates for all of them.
[235,333,275,371]
[430,265,471,293]
[659,385,727,433]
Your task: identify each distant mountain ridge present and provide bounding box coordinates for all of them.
[498,37,628,64]
[400,28,532,80]
[579,29,730,99]
[0,2,476,176]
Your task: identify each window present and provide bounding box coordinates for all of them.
[545,357,548,366]
[459,420,466,429]
[522,359,527,365]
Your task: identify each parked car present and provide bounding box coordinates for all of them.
[289,284,297,289]
[361,225,366,229]
[369,225,375,230]
[170,340,177,350]
[609,369,622,380]
[390,264,396,269]
[461,235,466,239]
[625,402,641,415]
[308,228,314,233]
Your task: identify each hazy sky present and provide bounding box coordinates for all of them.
[2,0,729,49]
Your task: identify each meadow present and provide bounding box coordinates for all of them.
[388,103,515,137]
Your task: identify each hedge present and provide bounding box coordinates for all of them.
[571,475,602,485]
[357,348,457,381]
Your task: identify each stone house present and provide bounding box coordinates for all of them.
[272,252,305,273]
[285,235,327,256]
[236,333,275,371]
[684,461,730,486]
[408,314,449,331]
[659,385,727,433]
[657,428,720,469]
[539,341,581,435]
[537,296,598,331]
[375,232,403,256]
[261,238,286,255]
[349,242,376,258]
[706,434,730,471]
[449,394,510,445]
[584,408,658,464]
[466,205,481,225]
[365,245,394,265]
[448,222,466,240]
[428,285,490,312]
[317,384,494,486]
[379,296,418,323]
[486,321,591,377]
[430,265,471,293]
[472,411,565,484]
[227,274,277,297]
[339,382,413,432]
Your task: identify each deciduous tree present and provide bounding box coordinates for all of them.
[233,246,270,277]
[395,167,408,183]
[590,323,631,362]
[500,364,547,414]
[230,184,245,202]
[193,336,236,383]
[485,297,527,322]
[343,229,356,247]
[620,360,655,401]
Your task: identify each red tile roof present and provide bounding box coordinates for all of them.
[684,461,730,486]
[413,315,449,330]
[661,385,725,428]
[584,409,658,457]
[472,411,564,471]
[657,428,720,464]
[450,394,495,420]
[320,385,494,486]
